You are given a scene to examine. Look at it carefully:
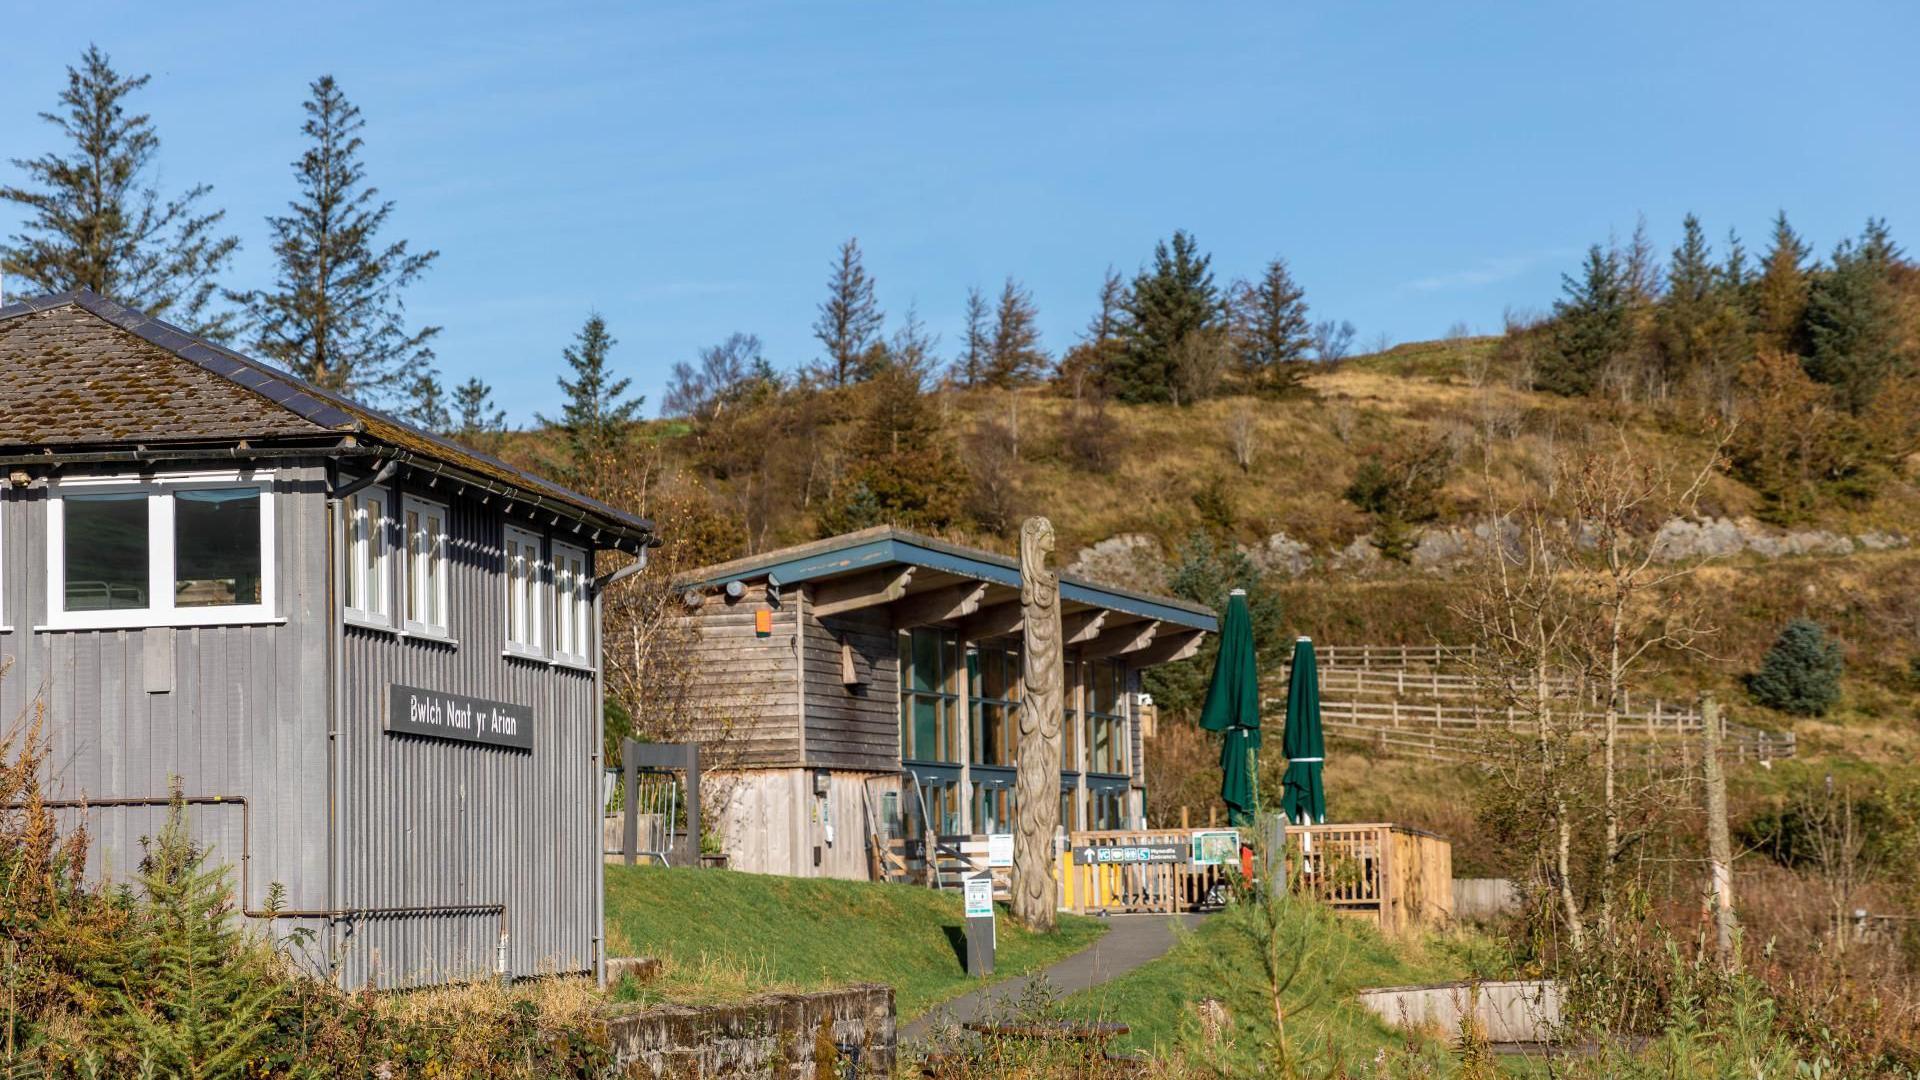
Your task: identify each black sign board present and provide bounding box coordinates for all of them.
[387,684,534,751]
[1074,844,1184,865]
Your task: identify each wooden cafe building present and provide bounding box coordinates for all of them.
[676,527,1218,880]
[0,290,652,988]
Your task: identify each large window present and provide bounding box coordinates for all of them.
[1086,660,1129,775]
[344,489,390,626]
[904,768,963,837]
[402,495,449,637]
[504,525,544,655]
[47,473,275,629]
[553,541,591,667]
[900,628,962,763]
[969,647,1020,767]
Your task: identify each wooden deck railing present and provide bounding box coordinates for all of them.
[1284,823,1453,934]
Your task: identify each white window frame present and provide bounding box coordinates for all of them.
[552,540,592,668]
[343,486,392,628]
[401,494,451,639]
[44,471,277,631]
[503,524,545,657]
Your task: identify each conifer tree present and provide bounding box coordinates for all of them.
[453,377,507,444]
[1115,230,1221,404]
[1539,245,1630,396]
[1620,214,1664,307]
[113,795,284,1080]
[540,313,643,492]
[985,277,1046,386]
[1,46,240,337]
[1085,266,1127,344]
[811,237,884,385]
[1231,257,1314,392]
[818,345,967,534]
[404,368,451,433]
[1804,219,1903,414]
[956,286,990,387]
[232,76,439,404]
[1753,211,1812,355]
[1656,214,1749,396]
[1747,618,1844,716]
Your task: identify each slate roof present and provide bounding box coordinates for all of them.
[0,290,653,546]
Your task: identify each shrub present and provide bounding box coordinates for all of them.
[1747,618,1844,716]
[1342,435,1452,561]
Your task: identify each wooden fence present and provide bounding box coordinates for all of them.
[1285,823,1453,935]
[1275,647,1795,765]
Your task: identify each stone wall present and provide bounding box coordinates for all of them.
[602,984,895,1078]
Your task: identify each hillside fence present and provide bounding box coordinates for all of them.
[1269,646,1795,765]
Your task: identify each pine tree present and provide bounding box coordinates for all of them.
[232,76,439,404]
[956,286,990,387]
[404,368,451,433]
[1655,214,1749,397]
[112,795,284,1080]
[1753,211,1812,355]
[453,377,507,443]
[811,237,884,385]
[1231,258,1314,393]
[1804,219,1903,414]
[539,313,643,492]
[1115,230,1221,404]
[1084,266,1127,344]
[985,277,1046,387]
[1621,214,1663,307]
[0,46,240,337]
[1747,618,1844,716]
[1539,245,1631,396]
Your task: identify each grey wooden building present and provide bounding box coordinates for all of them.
[0,291,653,988]
[678,528,1216,879]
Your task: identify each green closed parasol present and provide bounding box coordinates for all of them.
[1281,636,1327,825]
[1199,589,1261,826]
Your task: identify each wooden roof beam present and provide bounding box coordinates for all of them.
[891,582,990,629]
[1080,619,1160,659]
[1126,628,1205,668]
[958,599,1023,641]
[1063,608,1109,645]
[811,567,915,619]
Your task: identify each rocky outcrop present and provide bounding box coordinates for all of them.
[1241,532,1314,577]
[1649,517,1902,563]
[1065,533,1167,592]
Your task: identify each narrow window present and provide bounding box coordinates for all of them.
[345,491,389,625]
[505,525,545,655]
[553,541,590,667]
[402,495,450,637]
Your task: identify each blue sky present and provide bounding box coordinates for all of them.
[3,1,1915,423]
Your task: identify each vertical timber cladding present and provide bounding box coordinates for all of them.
[340,481,599,989]
[0,467,334,938]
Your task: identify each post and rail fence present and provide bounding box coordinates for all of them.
[1271,646,1795,765]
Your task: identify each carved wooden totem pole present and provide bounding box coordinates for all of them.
[1013,516,1065,931]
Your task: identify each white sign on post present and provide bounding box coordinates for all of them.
[964,874,995,919]
[987,832,1015,868]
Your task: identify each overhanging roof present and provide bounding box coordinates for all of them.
[0,289,653,547]
[685,526,1218,633]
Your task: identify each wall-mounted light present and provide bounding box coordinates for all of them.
[724,580,746,600]
[681,589,704,609]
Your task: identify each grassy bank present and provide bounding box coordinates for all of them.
[603,864,1106,1019]
[1058,899,1504,1071]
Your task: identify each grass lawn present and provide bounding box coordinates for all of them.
[1059,897,1507,1072]
[604,864,1107,1019]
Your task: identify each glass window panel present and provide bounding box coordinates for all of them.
[174,488,262,607]
[405,510,422,621]
[426,514,444,624]
[913,697,938,761]
[65,493,148,611]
